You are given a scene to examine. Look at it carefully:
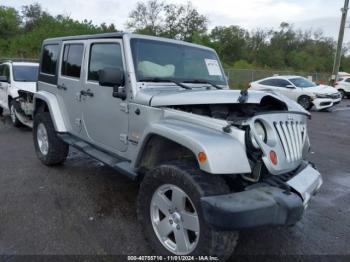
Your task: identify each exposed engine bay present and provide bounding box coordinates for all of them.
[170,95,288,121]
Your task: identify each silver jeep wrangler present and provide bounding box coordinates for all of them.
[33,33,323,258]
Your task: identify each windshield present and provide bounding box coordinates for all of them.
[130,38,226,85]
[289,77,316,88]
[13,65,39,82]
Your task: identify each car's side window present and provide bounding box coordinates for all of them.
[2,65,10,81]
[259,79,274,86]
[61,44,84,78]
[41,44,59,75]
[0,65,4,77]
[272,79,290,88]
[88,43,123,82]
[345,78,350,83]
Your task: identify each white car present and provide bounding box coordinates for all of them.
[250,76,341,110]
[335,77,350,98]
[0,60,39,127]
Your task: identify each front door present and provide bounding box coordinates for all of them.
[82,39,128,153]
[57,42,85,136]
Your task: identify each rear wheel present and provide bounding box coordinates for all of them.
[33,112,69,165]
[298,96,312,110]
[137,161,238,259]
[10,100,23,127]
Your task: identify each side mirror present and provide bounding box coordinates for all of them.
[0,76,8,82]
[286,84,295,89]
[99,67,124,87]
[98,68,126,100]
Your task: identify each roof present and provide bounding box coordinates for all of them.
[43,32,125,44]
[42,32,214,51]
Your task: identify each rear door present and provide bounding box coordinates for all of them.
[57,41,86,136]
[81,39,128,153]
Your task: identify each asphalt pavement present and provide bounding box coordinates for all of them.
[0,100,349,258]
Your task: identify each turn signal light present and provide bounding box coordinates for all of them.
[269,150,278,165]
[198,152,207,163]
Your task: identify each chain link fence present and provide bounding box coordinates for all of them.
[224,68,330,89]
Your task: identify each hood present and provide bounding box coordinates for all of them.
[13,81,36,93]
[134,87,307,113]
[303,84,338,94]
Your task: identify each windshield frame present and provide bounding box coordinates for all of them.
[129,36,228,87]
[288,77,317,88]
[12,65,39,82]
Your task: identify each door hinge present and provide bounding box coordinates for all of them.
[120,134,128,144]
[120,102,129,113]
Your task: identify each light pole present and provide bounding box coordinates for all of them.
[331,0,349,86]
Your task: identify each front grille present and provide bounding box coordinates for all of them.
[273,121,306,163]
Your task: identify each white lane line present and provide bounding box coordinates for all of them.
[332,107,350,112]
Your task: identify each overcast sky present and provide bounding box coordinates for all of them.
[3,0,350,42]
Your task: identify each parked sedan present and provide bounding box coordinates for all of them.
[250,76,341,110]
[335,77,350,98]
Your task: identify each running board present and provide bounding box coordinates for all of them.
[58,133,138,180]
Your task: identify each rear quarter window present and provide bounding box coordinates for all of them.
[41,44,59,75]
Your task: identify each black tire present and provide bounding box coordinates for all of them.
[137,161,238,259]
[0,107,3,116]
[33,112,69,165]
[339,89,346,99]
[297,95,312,110]
[9,100,23,127]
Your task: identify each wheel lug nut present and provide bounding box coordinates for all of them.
[169,220,173,224]
[176,225,180,230]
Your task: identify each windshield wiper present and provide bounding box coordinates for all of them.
[182,79,223,89]
[139,77,192,90]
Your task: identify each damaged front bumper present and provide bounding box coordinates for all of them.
[313,97,342,110]
[200,162,322,230]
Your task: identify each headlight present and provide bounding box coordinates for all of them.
[315,94,328,98]
[251,121,267,148]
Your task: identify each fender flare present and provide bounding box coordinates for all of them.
[33,91,68,132]
[134,119,251,175]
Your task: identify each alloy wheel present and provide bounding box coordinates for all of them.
[150,184,200,255]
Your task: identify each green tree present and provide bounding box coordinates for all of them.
[126,0,164,35]
[0,6,21,37]
[210,26,249,66]
[126,0,207,41]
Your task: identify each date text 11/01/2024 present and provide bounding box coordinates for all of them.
[127,256,219,261]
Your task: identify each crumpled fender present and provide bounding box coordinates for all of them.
[33,91,68,132]
[135,119,252,174]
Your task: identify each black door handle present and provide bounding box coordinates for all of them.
[80,89,94,97]
[57,84,67,90]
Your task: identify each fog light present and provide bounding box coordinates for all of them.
[198,152,207,164]
[269,150,278,165]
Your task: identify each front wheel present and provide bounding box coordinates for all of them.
[297,96,312,110]
[338,89,346,99]
[10,100,23,127]
[137,162,238,259]
[33,112,69,165]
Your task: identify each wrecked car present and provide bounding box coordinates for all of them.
[32,33,323,259]
[0,59,39,128]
